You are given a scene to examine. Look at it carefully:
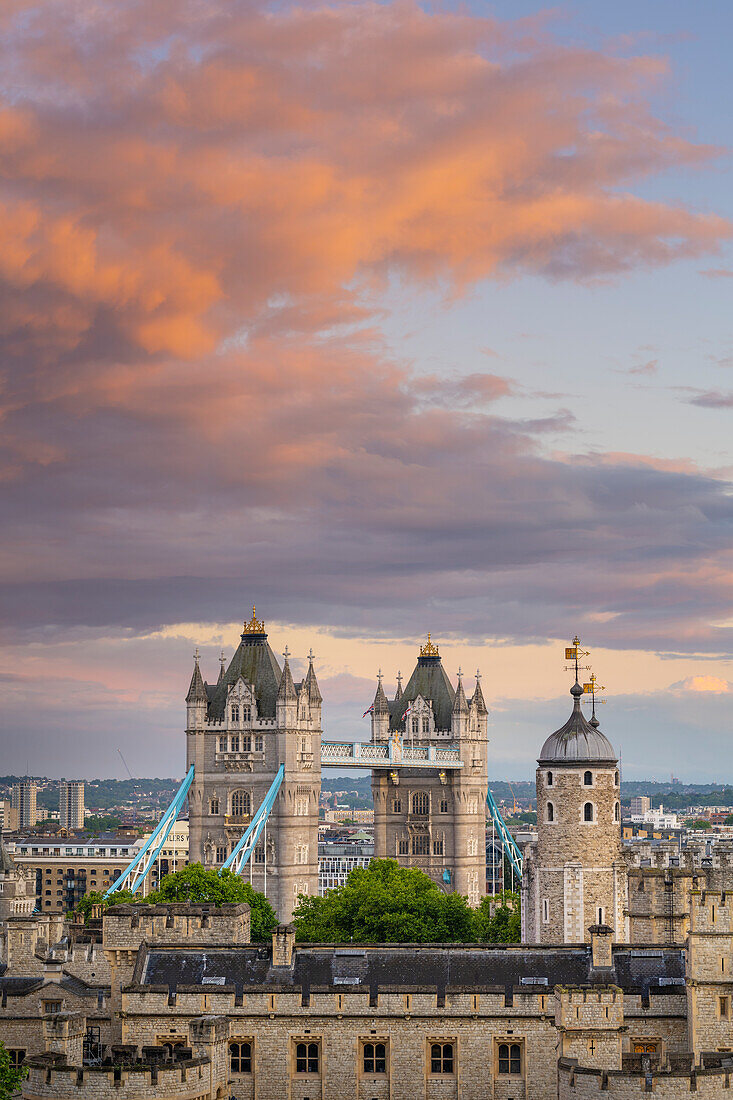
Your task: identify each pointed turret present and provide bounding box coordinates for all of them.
[374,679,389,715]
[451,668,469,737]
[217,651,226,684]
[394,671,402,703]
[452,672,468,715]
[471,670,488,715]
[371,670,390,740]
[0,834,14,875]
[186,651,208,704]
[304,651,322,705]
[277,652,297,703]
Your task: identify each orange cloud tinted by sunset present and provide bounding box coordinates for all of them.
[674,676,731,695]
[0,0,732,659]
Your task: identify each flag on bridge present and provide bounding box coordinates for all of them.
[362,704,374,718]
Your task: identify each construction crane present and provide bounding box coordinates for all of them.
[507,781,519,814]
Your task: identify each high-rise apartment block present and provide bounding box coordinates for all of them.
[59,781,85,830]
[11,782,37,830]
[630,795,650,815]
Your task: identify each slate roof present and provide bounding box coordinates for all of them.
[140,944,685,999]
[206,633,283,721]
[538,682,617,765]
[389,654,456,731]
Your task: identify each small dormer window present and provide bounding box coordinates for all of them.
[243,704,251,721]
[231,704,240,722]
[583,770,593,786]
[412,717,419,736]
[422,716,429,734]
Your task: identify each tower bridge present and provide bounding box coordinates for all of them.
[109,609,496,922]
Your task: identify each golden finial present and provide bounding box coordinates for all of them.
[420,632,440,657]
[242,605,265,634]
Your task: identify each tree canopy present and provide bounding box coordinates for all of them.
[0,1041,26,1099]
[292,859,520,944]
[75,864,277,941]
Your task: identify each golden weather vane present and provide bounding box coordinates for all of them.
[563,634,591,682]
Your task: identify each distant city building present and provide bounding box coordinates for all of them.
[322,808,374,824]
[9,835,151,912]
[318,839,373,894]
[630,796,650,815]
[11,782,37,830]
[59,781,85,831]
[631,803,679,830]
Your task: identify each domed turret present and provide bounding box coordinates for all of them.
[538,681,616,766]
[521,638,625,947]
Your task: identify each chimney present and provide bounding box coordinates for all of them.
[272,924,295,968]
[589,924,614,970]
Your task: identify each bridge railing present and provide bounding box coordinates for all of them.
[320,740,462,768]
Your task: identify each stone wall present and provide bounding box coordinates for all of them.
[558,1056,733,1099]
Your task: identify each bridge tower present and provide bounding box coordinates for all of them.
[186,608,322,922]
[371,637,489,904]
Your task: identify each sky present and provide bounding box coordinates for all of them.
[1,0,732,782]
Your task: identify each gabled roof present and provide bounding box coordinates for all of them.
[389,649,456,731]
[207,633,282,721]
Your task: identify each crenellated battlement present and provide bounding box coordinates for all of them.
[103,903,251,952]
[556,986,624,1031]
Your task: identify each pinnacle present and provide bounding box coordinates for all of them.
[277,656,297,702]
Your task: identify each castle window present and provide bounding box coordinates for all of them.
[498,1043,522,1074]
[412,792,429,816]
[439,798,448,813]
[216,846,227,863]
[614,770,619,786]
[542,898,549,924]
[231,734,240,752]
[231,704,239,722]
[218,736,226,752]
[243,705,251,721]
[393,799,402,814]
[255,735,263,752]
[363,1041,387,1074]
[720,996,729,1019]
[614,802,620,822]
[242,734,252,752]
[584,770,593,786]
[412,835,430,856]
[547,771,553,786]
[295,1041,320,1074]
[547,802,554,823]
[584,802,594,822]
[8,1051,25,1070]
[433,838,444,856]
[597,907,604,925]
[422,716,429,734]
[254,846,265,863]
[430,1043,454,1075]
[231,791,251,817]
[210,797,219,815]
[398,839,409,855]
[230,1041,252,1073]
[412,717,419,736]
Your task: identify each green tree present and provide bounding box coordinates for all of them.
[142,865,277,941]
[684,818,712,830]
[472,891,521,943]
[74,866,276,941]
[0,1040,26,1098]
[293,859,476,943]
[725,815,733,826]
